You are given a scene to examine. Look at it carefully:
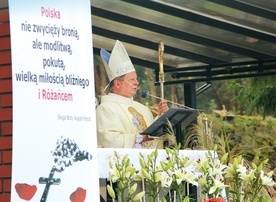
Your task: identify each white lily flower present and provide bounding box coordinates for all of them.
[260,170,276,186]
[160,171,172,188]
[238,166,255,183]
[134,169,143,180]
[193,157,210,173]
[174,168,198,186]
[197,174,208,187]
[109,165,120,182]
[174,168,185,185]
[237,164,248,179]
[208,179,229,195]
[212,158,228,176]
[183,171,198,186]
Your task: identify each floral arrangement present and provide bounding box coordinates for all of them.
[106,151,145,202]
[106,145,275,202]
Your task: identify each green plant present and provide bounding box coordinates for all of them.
[139,149,164,202]
[107,148,275,202]
[184,113,276,201]
[107,151,145,202]
[193,148,229,200]
[162,145,198,202]
[224,156,274,202]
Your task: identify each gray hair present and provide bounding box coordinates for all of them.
[109,74,125,92]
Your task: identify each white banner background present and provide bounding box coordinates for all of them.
[9,0,99,201]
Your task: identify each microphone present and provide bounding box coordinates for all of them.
[139,90,151,99]
[138,90,193,109]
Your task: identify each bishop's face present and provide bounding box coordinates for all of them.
[114,71,139,98]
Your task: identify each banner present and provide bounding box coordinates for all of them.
[9,0,99,201]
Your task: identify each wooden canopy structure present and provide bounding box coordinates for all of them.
[91,0,276,107]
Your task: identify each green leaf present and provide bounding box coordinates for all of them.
[142,169,151,180]
[213,144,217,151]
[165,146,171,154]
[154,149,158,158]
[165,160,174,170]
[130,183,137,195]
[160,161,167,170]
[161,196,167,202]
[140,157,146,168]
[182,196,190,202]
[106,184,115,199]
[125,158,130,167]
[221,153,229,163]
[132,191,145,201]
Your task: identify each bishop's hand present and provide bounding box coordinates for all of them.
[158,100,169,116]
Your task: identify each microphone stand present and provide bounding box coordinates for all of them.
[140,90,194,110]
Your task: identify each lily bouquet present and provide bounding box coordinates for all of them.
[107,146,275,202]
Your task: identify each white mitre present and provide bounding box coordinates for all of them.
[100,40,135,81]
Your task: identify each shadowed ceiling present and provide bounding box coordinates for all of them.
[91,0,276,85]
